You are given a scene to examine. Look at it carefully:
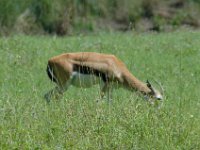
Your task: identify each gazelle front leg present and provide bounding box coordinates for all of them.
[100,82,113,103]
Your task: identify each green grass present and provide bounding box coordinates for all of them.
[0,31,200,149]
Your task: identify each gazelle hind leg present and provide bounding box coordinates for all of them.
[44,76,73,103]
[44,86,64,103]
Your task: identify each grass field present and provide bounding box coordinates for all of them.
[0,31,200,149]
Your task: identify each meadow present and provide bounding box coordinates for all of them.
[0,30,200,149]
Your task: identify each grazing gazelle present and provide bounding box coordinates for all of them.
[44,52,163,102]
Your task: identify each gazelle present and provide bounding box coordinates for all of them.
[44,52,163,102]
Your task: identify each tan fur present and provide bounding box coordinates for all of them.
[45,52,162,102]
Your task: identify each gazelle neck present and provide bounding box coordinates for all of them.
[122,72,151,95]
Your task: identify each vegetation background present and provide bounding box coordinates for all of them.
[1,31,200,149]
[0,0,200,149]
[1,0,200,36]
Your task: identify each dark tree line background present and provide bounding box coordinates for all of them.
[1,0,200,36]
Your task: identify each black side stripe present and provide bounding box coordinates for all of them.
[73,64,109,82]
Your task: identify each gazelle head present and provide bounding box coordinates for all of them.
[146,80,163,101]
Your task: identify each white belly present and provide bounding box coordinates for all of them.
[71,72,101,88]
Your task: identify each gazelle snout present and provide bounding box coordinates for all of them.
[155,92,163,100]
[156,95,163,100]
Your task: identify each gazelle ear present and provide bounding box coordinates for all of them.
[146,80,155,94]
[146,80,152,88]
